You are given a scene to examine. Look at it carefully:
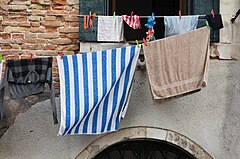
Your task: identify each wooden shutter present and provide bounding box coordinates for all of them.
[189,0,220,42]
[79,0,108,41]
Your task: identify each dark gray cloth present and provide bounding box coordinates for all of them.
[0,57,58,124]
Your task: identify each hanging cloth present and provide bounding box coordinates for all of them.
[97,16,124,42]
[164,15,199,37]
[122,12,141,29]
[0,57,58,124]
[57,45,140,135]
[143,27,210,99]
[205,14,224,30]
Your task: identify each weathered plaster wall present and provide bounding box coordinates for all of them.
[0,60,240,159]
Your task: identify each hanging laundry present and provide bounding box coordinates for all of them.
[145,13,156,42]
[0,60,3,82]
[57,45,140,135]
[205,14,224,30]
[164,15,199,37]
[143,27,210,99]
[97,16,124,42]
[122,12,141,29]
[0,57,58,124]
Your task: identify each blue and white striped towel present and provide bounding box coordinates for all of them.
[57,45,140,135]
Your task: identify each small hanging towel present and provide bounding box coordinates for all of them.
[122,14,141,29]
[205,14,224,30]
[0,57,58,124]
[164,15,199,37]
[97,16,124,42]
[57,45,140,135]
[143,27,210,99]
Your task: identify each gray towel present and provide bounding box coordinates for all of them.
[164,15,199,37]
[143,27,210,99]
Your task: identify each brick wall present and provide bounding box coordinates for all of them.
[0,0,80,92]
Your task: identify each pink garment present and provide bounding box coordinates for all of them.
[122,12,141,29]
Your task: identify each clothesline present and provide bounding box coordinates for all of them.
[77,15,207,19]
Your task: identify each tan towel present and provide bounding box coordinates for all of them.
[143,27,210,99]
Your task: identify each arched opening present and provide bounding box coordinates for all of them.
[93,139,196,159]
[76,127,213,159]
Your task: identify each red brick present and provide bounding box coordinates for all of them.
[52,6,66,10]
[4,16,27,22]
[30,27,45,33]
[19,22,31,27]
[31,22,40,27]
[47,10,67,15]
[44,16,56,21]
[25,38,48,44]
[66,33,79,39]
[53,0,66,5]
[64,16,78,22]
[41,21,63,27]
[46,27,58,32]
[69,10,78,15]
[44,45,56,50]
[1,45,12,50]
[12,34,24,39]
[50,38,71,45]
[1,33,11,39]
[69,22,78,27]
[59,27,78,33]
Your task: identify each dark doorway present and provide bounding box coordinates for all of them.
[93,139,196,159]
[109,0,187,41]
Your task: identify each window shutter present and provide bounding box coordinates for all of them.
[79,0,108,41]
[189,0,220,43]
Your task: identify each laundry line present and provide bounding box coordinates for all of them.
[77,15,207,19]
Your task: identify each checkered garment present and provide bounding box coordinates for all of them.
[0,57,58,124]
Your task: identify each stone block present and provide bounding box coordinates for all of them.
[50,38,72,45]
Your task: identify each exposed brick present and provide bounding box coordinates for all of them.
[59,27,78,33]
[50,38,71,45]
[25,38,48,44]
[19,22,31,27]
[31,22,40,27]
[21,44,44,50]
[60,33,66,38]
[0,26,3,32]
[44,16,56,21]
[46,27,58,32]
[65,33,79,39]
[4,16,27,22]
[64,16,78,22]
[57,44,78,51]
[47,10,67,15]
[12,34,24,39]
[0,39,10,44]
[29,4,43,10]
[53,0,66,5]
[1,45,12,50]
[34,50,58,56]
[2,21,19,26]
[52,6,66,10]
[9,5,28,11]
[71,39,79,43]
[67,0,78,5]
[69,22,78,27]
[39,0,51,5]
[10,1,31,5]
[69,10,78,14]
[38,33,60,39]
[0,16,3,21]
[44,45,56,50]
[41,21,63,27]
[1,33,11,39]
[31,10,47,16]
[28,16,41,21]
[11,44,20,49]
[25,33,37,38]
[4,26,29,33]
[11,38,25,44]
[31,0,39,4]
[30,27,45,33]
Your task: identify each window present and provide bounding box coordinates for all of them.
[79,0,220,42]
[93,139,196,159]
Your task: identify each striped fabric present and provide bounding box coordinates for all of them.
[122,15,141,29]
[57,45,140,135]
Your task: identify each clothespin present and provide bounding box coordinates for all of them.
[211,9,215,18]
[130,11,133,19]
[89,11,91,17]
[0,54,2,64]
[136,40,140,48]
[84,15,87,30]
[113,11,116,19]
[205,20,210,29]
[59,52,64,60]
[143,38,148,46]
[179,10,182,20]
[30,53,33,62]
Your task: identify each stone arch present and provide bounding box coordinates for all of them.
[76,126,213,159]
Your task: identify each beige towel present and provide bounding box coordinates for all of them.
[143,27,210,99]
